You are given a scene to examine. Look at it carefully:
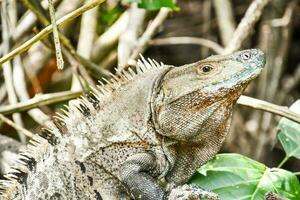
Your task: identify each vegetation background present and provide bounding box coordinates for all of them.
[0,0,299,199]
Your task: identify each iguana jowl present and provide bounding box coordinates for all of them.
[0,49,265,200]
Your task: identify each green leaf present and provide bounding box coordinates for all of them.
[189,154,300,200]
[278,100,300,160]
[100,7,123,26]
[123,0,179,11]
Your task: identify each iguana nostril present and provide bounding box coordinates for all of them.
[242,52,251,60]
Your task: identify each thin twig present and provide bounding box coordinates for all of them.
[223,0,270,54]
[48,0,64,69]
[0,114,33,138]
[0,91,82,115]
[118,3,146,68]
[73,0,98,90]
[278,63,300,104]
[91,11,129,63]
[269,2,294,28]
[1,0,60,47]
[0,0,106,66]
[1,0,26,142]
[200,0,212,58]
[237,95,300,124]
[76,0,98,59]
[149,37,224,54]
[63,48,95,89]
[98,50,118,70]
[22,0,83,82]
[128,8,171,66]
[0,85,7,104]
[294,172,300,176]
[74,53,111,79]
[20,0,83,56]
[213,0,236,46]
[20,0,50,25]
[55,0,84,34]
[20,0,108,81]
[13,56,51,125]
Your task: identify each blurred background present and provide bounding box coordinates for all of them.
[0,0,299,175]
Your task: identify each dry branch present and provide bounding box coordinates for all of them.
[13,56,51,126]
[213,0,236,46]
[0,91,82,115]
[0,0,106,66]
[91,12,129,63]
[48,0,64,70]
[22,0,83,81]
[150,37,224,54]
[223,0,270,54]
[128,8,171,66]
[118,3,146,68]
[72,0,98,90]
[1,0,26,142]
[238,95,300,124]
[0,114,33,138]
[76,0,98,59]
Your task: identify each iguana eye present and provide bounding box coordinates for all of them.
[202,65,213,73]
[197,64,215,75]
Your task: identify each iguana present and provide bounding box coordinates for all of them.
[0,135,22,176]
[0,49,265,200]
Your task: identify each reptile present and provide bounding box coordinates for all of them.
[0,49,265,200]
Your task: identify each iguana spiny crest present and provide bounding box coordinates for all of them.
[0,49,265,200]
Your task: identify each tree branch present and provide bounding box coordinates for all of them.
[0,114,33,138]
[223,0,270,54]
[0,0,106,66]
[149,36,224,54]
[0,91,82,115]
[237,95,300,124]
[127,8,171,66]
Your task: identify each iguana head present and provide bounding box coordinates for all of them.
[154,49,265,142]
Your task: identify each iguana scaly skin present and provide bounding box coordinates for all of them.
[0,49,265,200]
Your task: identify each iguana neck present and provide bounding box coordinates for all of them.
[163,113,232,184]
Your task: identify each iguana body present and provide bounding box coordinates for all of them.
[0,49,265,200]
